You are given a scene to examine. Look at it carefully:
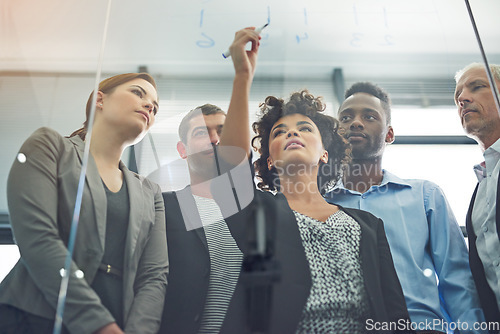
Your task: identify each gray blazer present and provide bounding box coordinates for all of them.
[0,127,168,334]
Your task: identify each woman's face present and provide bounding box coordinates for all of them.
[98,78,159,139]
[268,113,327,173]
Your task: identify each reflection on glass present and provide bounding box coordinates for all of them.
[1,0,500,333]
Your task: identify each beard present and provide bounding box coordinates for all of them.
[350,136,386,160]
[187,150,219,183]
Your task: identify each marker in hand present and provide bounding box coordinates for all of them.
[222,23,269,59]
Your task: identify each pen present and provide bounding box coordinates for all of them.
[222,23,269,59]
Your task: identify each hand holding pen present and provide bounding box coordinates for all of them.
[219,26,263,162]
[222,23,268,59]
[226,26,264,79]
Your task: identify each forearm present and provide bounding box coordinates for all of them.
[220,73,253,156]
[219,27,260,160]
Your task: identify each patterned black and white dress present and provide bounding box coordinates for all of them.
[293,209,371,334]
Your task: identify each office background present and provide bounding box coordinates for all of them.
[1,0,499,280]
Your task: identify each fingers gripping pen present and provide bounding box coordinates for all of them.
[222,23,269,59]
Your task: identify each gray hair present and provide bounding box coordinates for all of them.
[455,62,500,83]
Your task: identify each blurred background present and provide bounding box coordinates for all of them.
[1,0,499,280]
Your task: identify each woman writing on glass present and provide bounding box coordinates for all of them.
[215,36,412,330]
[0,73,168,334]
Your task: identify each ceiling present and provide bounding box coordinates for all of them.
[2,0,500,80]
[0,0,496,222]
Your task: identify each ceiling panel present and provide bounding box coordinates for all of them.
[2,0,499,79]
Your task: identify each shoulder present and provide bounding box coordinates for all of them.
[397,177,440,191]
[401,178,448,207]
[162,190,181,206]
[390,175,446,204]
[117,161,163,198]
[340,206,382,226]
[133,171,162,195]
[255,189,288,208]
[161,188,192,214]
[256,188,279,199]
[18,127,73,159]
[383,170,438,190]
[162,190,176,200]
[24,127,66,146]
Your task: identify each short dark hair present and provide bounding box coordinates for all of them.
[252,90,351,194]
[178,104,226,143]
[344,82,392,125]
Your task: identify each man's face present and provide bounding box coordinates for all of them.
[177,113,226,178]
[454,67,500,141]
[338,93,394,160]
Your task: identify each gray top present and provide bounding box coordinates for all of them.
[91,178,130,328]
[293,209,370,334]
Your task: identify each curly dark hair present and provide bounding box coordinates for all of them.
[252,90,351,194]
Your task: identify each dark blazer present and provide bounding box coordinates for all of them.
[160,188,213,334]
[160,184,411,333]
[225,191,412,333]
[0,127,168,334]
[466,170,500,326]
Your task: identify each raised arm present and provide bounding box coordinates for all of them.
[219,27,261,156]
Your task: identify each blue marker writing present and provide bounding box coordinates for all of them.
[222,23,269,59]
